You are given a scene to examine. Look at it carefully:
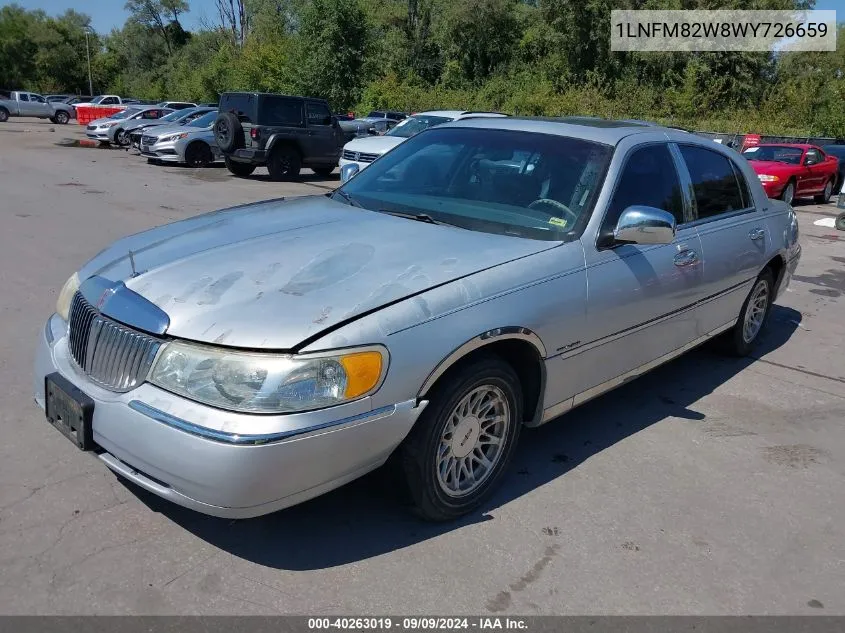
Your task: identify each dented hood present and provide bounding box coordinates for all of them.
[81,196,552,349]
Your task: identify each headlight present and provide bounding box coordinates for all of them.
[149,341,387,413]
[757,174,780,183]
[56,272,80,321]
[102,121,119,128]
[160,132,189,142]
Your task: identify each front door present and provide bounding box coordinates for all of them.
[562,143,704,402]
[29,94,52,117]
[305,101,340,165]
[675,144,766,334]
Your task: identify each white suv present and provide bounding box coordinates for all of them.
[339,110,507,173]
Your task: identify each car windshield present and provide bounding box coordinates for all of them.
[743,145,803,164]
[387,115,453,138]
[160,109,190,122]
[109,108,140,119]
[188,111,217,128]
[336,127,612,241]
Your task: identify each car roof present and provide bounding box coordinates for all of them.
[415,110,507,119]
[438,115,687,145]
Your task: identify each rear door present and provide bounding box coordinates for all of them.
[571,142,704,401]
[675,143,766,335]
[305,101,340,164]
[16,92,35,116]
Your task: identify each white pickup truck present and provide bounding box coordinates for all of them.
[0,90,74,124]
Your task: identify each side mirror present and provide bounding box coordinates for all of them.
[368,127,379,136]
[328,116,338,127]
[614,206,676,245]
[340,163,360,183]
[804,156,818,166]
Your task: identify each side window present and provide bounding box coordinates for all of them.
[306,102,332,126]
[601,144,685,242]
[730,161,754,208]
[259,96,303,126]
[142,110,160,119]
[19,93,29,102]
[679,145,746,219]
[32,94,46,103]
[101,97,116,105]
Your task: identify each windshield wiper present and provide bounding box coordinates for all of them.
[377,209,455,226]
[332,189,363,208]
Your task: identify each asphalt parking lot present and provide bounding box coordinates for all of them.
[1,118,843,615]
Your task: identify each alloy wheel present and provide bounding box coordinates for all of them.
[742,279,770,344]
[435,385,510,498]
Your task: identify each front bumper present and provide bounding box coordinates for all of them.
[86,129,112,141]
[760,180,785,199]
[34,315,425,518]
[140,139,182,162]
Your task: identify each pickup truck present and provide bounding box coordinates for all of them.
[0,90,74,124]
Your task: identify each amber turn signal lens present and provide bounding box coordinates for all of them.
[339,351,383,398]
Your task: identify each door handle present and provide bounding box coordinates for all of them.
[749,228,766,241]
[674,249,699,267]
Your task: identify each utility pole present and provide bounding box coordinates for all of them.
[85,29,93,96]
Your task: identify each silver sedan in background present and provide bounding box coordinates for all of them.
[140,110,220,167]
[128,106,217,151]
[85,106,173,145]
[35,117,800,521]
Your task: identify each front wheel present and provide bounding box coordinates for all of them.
[115,129,130,146]
[835,212,845,231]
[54,111,69,125]
[780,181,795,205]
[724,269,774,356]
[814,179,833,204]
[0,108,9,123]
[400,356,522,521]
[224,157,256,177]
[184,142,213,168]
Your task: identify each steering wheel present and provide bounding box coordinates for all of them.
[528,198,578,226]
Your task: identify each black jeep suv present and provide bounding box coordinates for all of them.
[213,92,346,180]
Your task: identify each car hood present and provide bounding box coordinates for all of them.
[82,196,553,349]
[746,160,798,174]
[343,136,406,155]
[88,117,116,127]
[145,124,209,139]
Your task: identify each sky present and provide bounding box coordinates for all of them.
[1,0,842,34]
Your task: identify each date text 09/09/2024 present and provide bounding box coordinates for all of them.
[307,618,529,630]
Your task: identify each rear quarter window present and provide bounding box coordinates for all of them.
[220,93,258,123]
[259,96,303,126]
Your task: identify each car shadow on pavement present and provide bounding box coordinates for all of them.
[120,305,801,570]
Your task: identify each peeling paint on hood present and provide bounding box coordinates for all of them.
[79,196,554,349]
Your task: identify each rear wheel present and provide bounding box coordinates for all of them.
[224,157,256,177]
[400,356,522,521]
[780,181,795,205]
[814,179,833,204]
[184,142,213,168]
[267,146,302,181]
[724,269,774,357]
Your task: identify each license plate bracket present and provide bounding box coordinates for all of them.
[45,372,95,451]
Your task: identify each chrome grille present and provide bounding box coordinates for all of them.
[86,125,96,131]
[342,150,379,163]
[68,292,162,392]
[141,135,157,146]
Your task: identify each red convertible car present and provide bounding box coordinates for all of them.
[742,143,838,205]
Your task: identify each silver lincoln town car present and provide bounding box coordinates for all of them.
[35,117,801,521]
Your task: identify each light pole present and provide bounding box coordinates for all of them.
[84,29,93,96]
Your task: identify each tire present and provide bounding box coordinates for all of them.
[114,128,130,147]
[834,174,843,195]
[836,212,845,231]
[312,165,335,177]
[814,179,833,204]
[399,356,522,521]
[224,157,256,177]
[54,110,69,125]
[213,112,243,153]
[724,269,775,357]
[267,146,302,181]
[780,181,795,205]
[184,141,213,168]
[0,108,8,123]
